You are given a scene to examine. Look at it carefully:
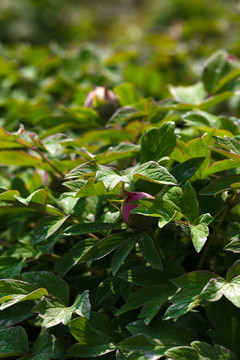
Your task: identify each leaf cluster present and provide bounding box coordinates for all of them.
[0,49,240,360]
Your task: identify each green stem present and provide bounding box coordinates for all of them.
[40,253,62,263]
[0,240,11,248]
[17,139,64,178]
[34,147,64,178]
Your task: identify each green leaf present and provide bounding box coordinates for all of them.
[118,334,164,355]
[164,271,218,319]
[169,82,207,104]
[171,157,205,186]
[202,50,228,93]
[192,341,238,360]
[94,143,140,165]
[33,291,90,328]
[96,276,123,305]
[63,222,124,236]
[200,276,240,307]
[0,302,35,330]
[22,271,69,305]
[226,260,240,281]
[106,107,144,127]
[189,222,209,253]
[118,260,184,287]
[138,295,172,325]
[56,192,79,214]
[0,279,48,310]
[213,136,240,156]
[208,136,240,164]
[0,150,42,167]
[15,189,47,205]
[32,331,65,360]
[131,197,181,228]
[0,326,28,357]
[133,161,177,185]
[32,216,68,245]
[170,132,214,179]
[66,106,102,128]
[0,190,20,201]
[119,318,193,356]
[0,257,26,279]
[213,67,240,94]
[181,182,199,223]
[210,147,240,164]
[224,224,240,253]
[163,182,199,223]
[205,159,239,177]
[140,122,176,163]
[111,236,136,275]
[69,313,116,357]
[224,239,240,253]
[199,175,240,195]
[64,160,99,180]
[206,298,240,357]
[116,285,175,318]
[73,178,121,197]
[58,239,97,277]
[74,291,91,318]
[165,346,199,360]
[137,232,163,270]
[78,232,127,263]
[198,91,235,110]
[114,83,141,106]
[95,167,130,191]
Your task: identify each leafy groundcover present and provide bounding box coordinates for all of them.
[0,49,240,359]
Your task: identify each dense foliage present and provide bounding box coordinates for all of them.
[0,39,240,360]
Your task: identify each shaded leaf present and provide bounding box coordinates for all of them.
[58,239,97,277]
[0,257,26,279]
[0,279,48,310]
[0,326,28,357]
[111,236,136,275]
[69,313,116,357]
[199,175,240,195]
[22,271,69,305]
[140,122,176,163]
[77,232,128,263]
[0,302,35,330]
[32,331,65,360]
[192,340,238,360]
[171,157,205,186]
[164,271,218,319]
[32,216,68,245]
[63,222,124,236]
[138,232,163,270]
[206,298,240,357]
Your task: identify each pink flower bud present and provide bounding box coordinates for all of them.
[121,191,158,230]
[227,54,238,62]
[84,86,119,121]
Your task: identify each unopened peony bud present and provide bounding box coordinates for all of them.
[84,86,119,121]
[121,191,158,230]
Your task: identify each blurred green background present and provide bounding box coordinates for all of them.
[0,0,240,124]
[0,0,239,52]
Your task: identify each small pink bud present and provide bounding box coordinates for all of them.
[121,191,158,230]
[84,86,119,121]
[227,54,238,62]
